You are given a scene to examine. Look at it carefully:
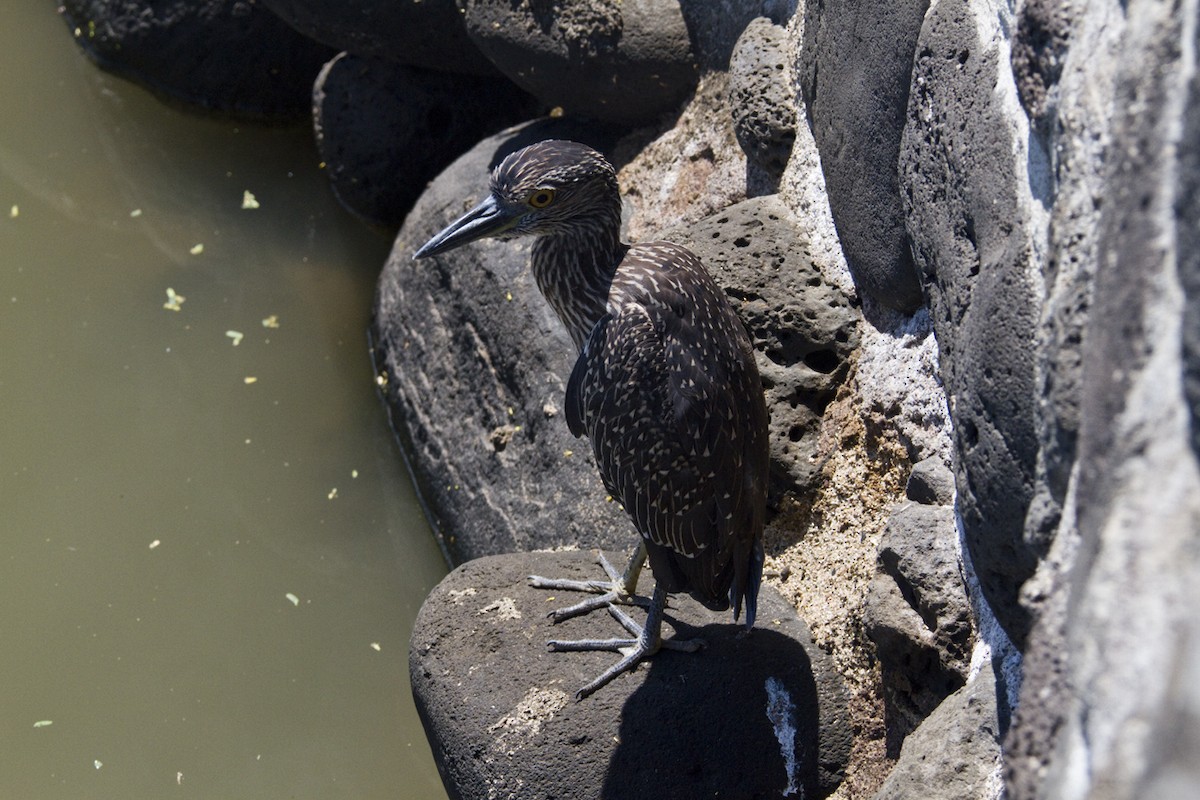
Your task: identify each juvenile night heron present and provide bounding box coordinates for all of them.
[414,140,769,699]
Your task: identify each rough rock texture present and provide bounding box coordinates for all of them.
[666,194,860,498]
[410,551,852,800]
[1004,1,1200,798]
[372,119,630,564]
[900,0,1047,646]
[457,0,698,125]
[313,53,539,227]
[260,0,497,75]
[864,503,974,749]
[59,0,336,120]
[729,17,797,181]
[61,0,1200,796]
[797,0,928,313]
[905,457,955,505]
[871,657,1003,800]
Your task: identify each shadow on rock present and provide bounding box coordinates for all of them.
[603,622,837,800]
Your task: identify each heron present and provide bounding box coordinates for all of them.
[413,139,769,699]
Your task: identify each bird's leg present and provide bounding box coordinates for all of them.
[528,542,650,622]
[547,584,703,700]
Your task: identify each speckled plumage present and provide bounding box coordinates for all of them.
[415,138,768,647]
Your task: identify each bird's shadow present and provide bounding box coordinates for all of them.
[600,617,829,800]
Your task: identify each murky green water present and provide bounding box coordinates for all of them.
[0,4,449,797]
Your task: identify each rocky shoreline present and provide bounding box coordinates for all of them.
[63,1,1200,798]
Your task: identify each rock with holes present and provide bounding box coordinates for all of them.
[60,0,336,121]
[313,52,538,227]
[863,503,974,744]
[729,17,798,181]
[410,550,851,800]
[667,194,860,499]
[899,0,1045,646]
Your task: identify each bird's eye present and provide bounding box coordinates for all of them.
[527,188,556,208]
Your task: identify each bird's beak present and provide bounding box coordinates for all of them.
[412,194,518,259]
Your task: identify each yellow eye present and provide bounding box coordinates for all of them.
[528,188,556,208]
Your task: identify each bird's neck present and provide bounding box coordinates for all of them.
[531,223,627,351]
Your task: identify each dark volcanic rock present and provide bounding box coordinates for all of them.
[871,659,1002,800]
[667,195,859,499]
[260,0,497,75]
[1010,0,1073,125]
[410,551,851,800]
[372,119,629,564]
[899,0,1042,645]
[59,0,335,121]
[313,53,539,227]
[798,0,928,313]
[864,504,974,747]
[905,457,955,505]
[729,17,798,181]
[457,0,698,124]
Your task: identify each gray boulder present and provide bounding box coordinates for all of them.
[729,17,798,182]
[59,0,336,121]
[313,52,538,227]
[410,550,852,800]
[864,503,974,746]
[260,0,497,75]
[899,0,1046,646]
[797,0,928,313]
[905,457,955,505]
[457,0,697,124]
[372,119,630,565]
[871,659,1003,800]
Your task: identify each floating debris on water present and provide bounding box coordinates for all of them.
[163,287,185,311]
[33,720,52,728]
[149,539,161,549]
[327,487,338,500]
[226,330,244,346]
[243,376,258,385]
[189,243,204,256]
[261,314,279,329]
[285,592,299,606]
[130,208,142,218]
[241,190,260,210]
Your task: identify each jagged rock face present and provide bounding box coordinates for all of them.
[58,0,336,120]
[797,0,928,313]
[313,53,539,227]
[259,0,497,75]
[409,551,852,800]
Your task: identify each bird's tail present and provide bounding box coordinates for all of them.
[731,538,764,629]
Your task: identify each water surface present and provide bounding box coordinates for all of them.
[0,4,449,797]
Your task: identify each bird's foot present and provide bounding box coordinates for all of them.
[528,550,650,622]
[548,592,703,700]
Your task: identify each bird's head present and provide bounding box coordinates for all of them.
[413,139,619,259]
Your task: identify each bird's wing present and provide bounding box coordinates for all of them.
[565,289,754,597]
